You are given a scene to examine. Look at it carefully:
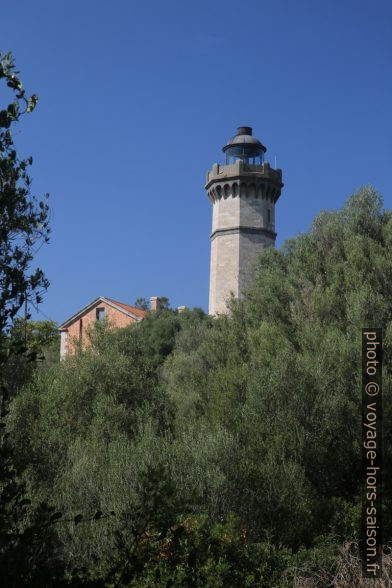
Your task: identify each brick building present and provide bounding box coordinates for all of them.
[59,296,146,359]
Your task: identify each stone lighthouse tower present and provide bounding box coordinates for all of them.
[205,126,283,315]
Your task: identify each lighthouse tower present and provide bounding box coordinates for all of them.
[205,126,283,315]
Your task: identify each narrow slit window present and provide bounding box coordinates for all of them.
[268,209,271,224]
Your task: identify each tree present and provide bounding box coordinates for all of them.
[6,173,392,582]
[0,52,50,339]
[0,52,64,585]
[157,296,170,310]
[1,319,59,398]
[134,297,149,311]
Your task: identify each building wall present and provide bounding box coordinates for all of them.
[206,161,281,315]
[65,301,138,356]
[209,231,240,314]
[209,229,274,315]
[238,231,272,292]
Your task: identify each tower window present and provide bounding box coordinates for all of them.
[268,209,271,224]
[96,307,106,321]
[79,319,83,340]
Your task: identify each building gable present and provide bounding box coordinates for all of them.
[59,296,145,359]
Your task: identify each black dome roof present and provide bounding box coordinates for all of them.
[223,126,266,153]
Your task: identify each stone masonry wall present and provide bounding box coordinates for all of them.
[206,160,282,315]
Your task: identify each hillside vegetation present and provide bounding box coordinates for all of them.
[5,187,392,586]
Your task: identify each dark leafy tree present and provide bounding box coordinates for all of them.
[2,319,59,398]
[0,52,68,586]
[0,52,50,339]
[134,297,149,311]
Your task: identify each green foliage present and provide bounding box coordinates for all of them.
[156,296,170,310]
[7,187,392,583]
[0,52,50,337]
[1,319,59,398]
[101,511,293,587]
[0,440,66,587]
[0,52,70,587]
[134,297,149,311]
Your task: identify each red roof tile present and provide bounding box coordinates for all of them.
[106,298,146,318]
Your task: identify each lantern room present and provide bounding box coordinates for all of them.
[222,126,266,165]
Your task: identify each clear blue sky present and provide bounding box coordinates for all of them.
[2,0,391,322]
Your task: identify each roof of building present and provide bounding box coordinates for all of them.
[223,126,267,153]
[229,134,263,146]
[59,296,146,329]
[105,297,146,318]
